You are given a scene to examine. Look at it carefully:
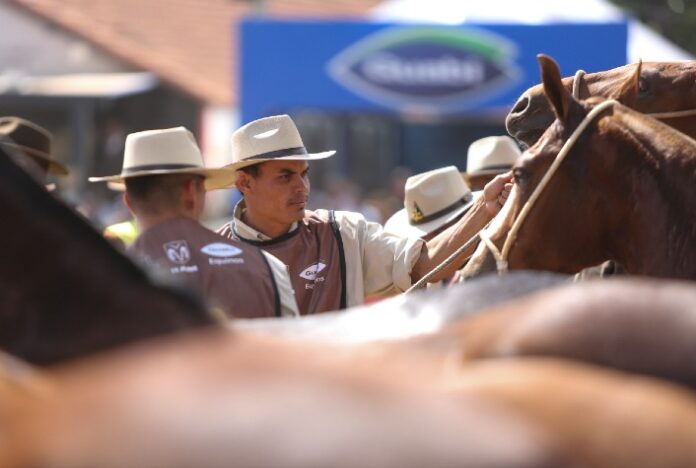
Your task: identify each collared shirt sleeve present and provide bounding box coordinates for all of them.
[333,211,424,305]
[261,250,300,318]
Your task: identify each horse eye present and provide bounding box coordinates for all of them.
[638,77,650,94]
[513,168,527,186]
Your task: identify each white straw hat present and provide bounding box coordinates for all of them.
[385,166,477,238]
[224,115,335,177]
[464,136,521,180]
[89,127,236,191]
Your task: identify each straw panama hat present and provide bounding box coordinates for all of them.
[464,135,521,181]
[89,127,236,191]
[385,166,477,238]
[0,116,68,175]
[224,114,335,177]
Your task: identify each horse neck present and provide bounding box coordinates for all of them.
[608,115,696,278]
[657,116,696,142]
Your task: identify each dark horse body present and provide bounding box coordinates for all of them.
[0,144,213,365]
[506,60,696,147]
[464,55,696,279]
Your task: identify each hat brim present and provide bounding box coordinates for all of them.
[224,150,336,179]
[462,168,511,180]
[1,142,69,176]
[89,167,237,191]
[384,193,479,239]
[45,158,69,176]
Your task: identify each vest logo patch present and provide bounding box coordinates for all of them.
[201,242,243,258]
[299,262,327,281]
[163,240,191,265]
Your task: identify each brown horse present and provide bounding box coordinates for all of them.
[0,143,215,365]
[391,278,696,391]
[463,54,696,279]
[0,330,572,468]
[506,60,696,147]
[4,328,696,467]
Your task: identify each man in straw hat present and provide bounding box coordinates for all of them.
[90,127,298,319]
[385,166,479,242]
[0,116,69,190]
[463,135,521,191]
[218,115,511,314]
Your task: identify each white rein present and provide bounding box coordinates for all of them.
[406,69,696,291]
[478,99,620,274]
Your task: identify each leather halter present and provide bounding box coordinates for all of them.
[478,99,620,274]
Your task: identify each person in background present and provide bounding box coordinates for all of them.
[385,166,481,288]
[384,166,479,242]
[90,127,298,319]
[0,116,69,190]
[462,135,521,191]
[218,115,511,315]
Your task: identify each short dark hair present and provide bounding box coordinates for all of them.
[125,173,204,214]
[239,163,262,177]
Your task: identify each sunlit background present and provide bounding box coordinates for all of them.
[1,0,691,230]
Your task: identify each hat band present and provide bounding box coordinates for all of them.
[121,163,201,175]
[409,193,473,225]
[473,164,512,173]
[245,146,308,161]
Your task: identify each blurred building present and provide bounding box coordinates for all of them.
[2,0,691,223]
[2,0,380,219]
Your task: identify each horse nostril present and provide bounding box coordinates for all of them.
[509,95,530,116]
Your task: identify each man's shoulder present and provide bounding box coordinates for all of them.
[215,221,235,239]
[136,218,249,252]
[303,209,332,224]
[304,209,367,225]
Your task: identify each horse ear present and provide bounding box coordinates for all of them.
[614,59,642,103]
[538,54,574,123]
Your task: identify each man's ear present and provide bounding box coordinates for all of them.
[236,171,251,195]
[123,192,136,216]
[180,177,203,212]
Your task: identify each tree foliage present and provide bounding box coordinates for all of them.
[608,0,696,55]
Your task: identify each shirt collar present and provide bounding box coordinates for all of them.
[232,201,299,242]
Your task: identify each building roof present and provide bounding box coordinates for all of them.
[10,0,381,106]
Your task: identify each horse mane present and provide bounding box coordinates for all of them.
[601,104,696,269]
[611,105,696,209]
[0,144,214,365]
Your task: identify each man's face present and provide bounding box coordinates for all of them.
[239,160,310,226]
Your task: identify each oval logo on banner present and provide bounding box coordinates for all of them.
[201,242,243,258]
[327,27,520,112]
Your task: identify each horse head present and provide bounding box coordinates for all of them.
[463,54,696,280]
[506,59,696,147]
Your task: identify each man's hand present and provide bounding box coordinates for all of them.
[483,171,513,216]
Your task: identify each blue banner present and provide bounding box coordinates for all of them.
[240,19,627,122]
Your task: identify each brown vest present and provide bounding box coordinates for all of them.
[218,210,346,315]
[131,217,280,319]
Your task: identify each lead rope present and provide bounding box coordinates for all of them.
[479,99,620,275]
[646,108,696,119]
[405,89,696,291]
[405,228,486,293]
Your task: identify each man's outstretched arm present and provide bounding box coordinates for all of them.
[410,172,513,283]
